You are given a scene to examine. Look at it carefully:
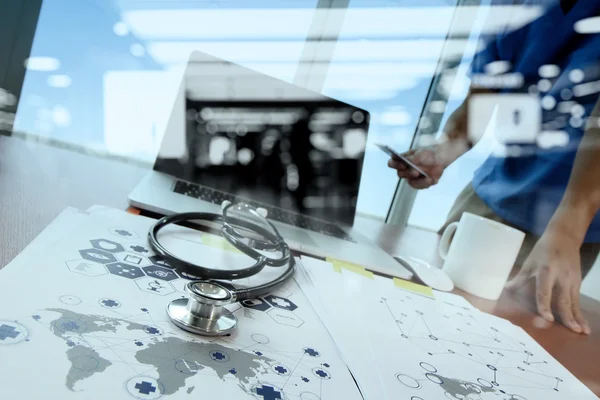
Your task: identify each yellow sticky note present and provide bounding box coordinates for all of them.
[202,235,243,254]
[393,278,435,299]
[326,257,374,279]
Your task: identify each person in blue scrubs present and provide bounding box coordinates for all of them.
[389,0,600,334]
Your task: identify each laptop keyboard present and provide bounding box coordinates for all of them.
[172,180,356,242]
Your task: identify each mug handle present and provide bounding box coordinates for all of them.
[439,222,459,260]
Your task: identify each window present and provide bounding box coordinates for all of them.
[14,1,320,161]
[0,0,41,136]
[389,1,548,231]
[315,0,463,219]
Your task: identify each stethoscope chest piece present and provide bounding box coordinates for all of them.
[167,281,237,336]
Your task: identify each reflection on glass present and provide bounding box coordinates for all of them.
[11,0,571,222]
[155,52,368,226]
[397,1,600,333]
[13,1,319,159]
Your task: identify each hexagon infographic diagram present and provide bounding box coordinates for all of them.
[116,252,150,267]
[267,308,304,328]
[69,234,302,332]
[169,279,187,292]
[135,277,175,296]
[127,244,150,254]
[105,262,146,279]
[148,256,173,268]
[90,239,124,253]
[241,298,272,312]
[79,248,117,264]
[142,266,178,282]
[264,295,298,312]
[66,260,108,277]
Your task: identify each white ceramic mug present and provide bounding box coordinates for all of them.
[439,212,525,300]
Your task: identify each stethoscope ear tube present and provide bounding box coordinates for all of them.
[147,207,295,297]
[228,257,295,302]
[221,224,291,267]
[220,202,289,266]
[150,203,295,336]
[148,212,269,280]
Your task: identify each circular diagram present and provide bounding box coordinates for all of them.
[209,350,230,363]
[395,373,421,389]
[272,364,291,376]
[60,295,82,305]
[420,362,437,373]
[312,367,332,380]
[477,378,493,388]
[426,373,444,385]
[53,318,87,334]
[175,360,201,375]
[251,333,270,344]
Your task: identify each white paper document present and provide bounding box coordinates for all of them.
[0,208,362,400]
[1,206,596,400]
[299,256,599,400]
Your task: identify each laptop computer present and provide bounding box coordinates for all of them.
[129,51,412,279]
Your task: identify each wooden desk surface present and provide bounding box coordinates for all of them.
[1,135,599,396]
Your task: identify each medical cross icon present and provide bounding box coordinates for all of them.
[256,385,282,400]
[145,326,160,335]
[274,365,288,375]
[130,245,148,253]
[304,348,319,357]
[0,325,19,340]
[134,381,156,395]
[315,369,329,378]
[101,299,119,308]
[271,298,291,308]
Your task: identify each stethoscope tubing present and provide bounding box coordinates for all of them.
[147,209,295,301]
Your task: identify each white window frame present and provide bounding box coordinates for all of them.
[386,0,488,227]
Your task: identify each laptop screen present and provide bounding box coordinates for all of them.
[154,52,369,226]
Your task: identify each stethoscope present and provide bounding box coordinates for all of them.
[148,202,295,336]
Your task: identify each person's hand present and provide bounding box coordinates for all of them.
[387,99,473,189]
[387,147,445,189]
[387,137,471,189]
[506,231,591,335]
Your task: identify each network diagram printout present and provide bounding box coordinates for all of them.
[0,209,362,400]
[299,256,599,400]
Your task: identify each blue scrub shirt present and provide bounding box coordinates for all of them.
[470,0,600,242]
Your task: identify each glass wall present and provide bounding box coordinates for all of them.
[403,1,550,231]
[16,0,556,224]
[318,0,461,219]
[13,0,483,222]
[14,0,319,163]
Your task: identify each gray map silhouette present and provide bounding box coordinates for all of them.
[46,308,274,395]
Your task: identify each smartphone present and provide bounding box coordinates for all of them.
[375,143,430,179]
